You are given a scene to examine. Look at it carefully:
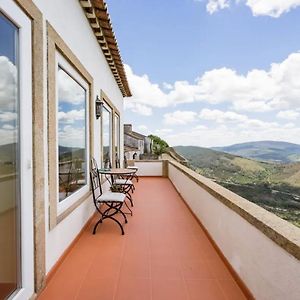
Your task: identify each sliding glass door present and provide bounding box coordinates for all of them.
[0,12,20,299]
[0,2,34,298]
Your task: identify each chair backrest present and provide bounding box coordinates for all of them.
[115,156,120,168]
[90,162,102,205]
[91,157,98,170]
[124,155,128,168]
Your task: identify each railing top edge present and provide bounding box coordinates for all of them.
[167,159,300,261]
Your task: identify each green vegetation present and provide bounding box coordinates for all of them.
[149,134,169,156]
[175,145,300,228]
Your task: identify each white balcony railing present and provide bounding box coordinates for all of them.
[133,159,300,300]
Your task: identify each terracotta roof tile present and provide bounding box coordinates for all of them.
[80,0,131,97]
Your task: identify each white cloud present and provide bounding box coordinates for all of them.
[162,122,300,147]
[0,56,17,111]
[58,109,85,124]
[58,125,85,148]
[163,82,173,90]
[0,127,17,146]
[138,125,148,131]
[125,102,152,116]
[155,128,173,136]
[199,108,248,123]
[200,0,300,17]
[163,110,197,125]
[194,124,208,130]
[0,112,17,122]
[125,52,300,114]
[276,110,300,120]
[199,108,280,130]
[125,65,169,109]
[245,0,300,18]
[137,124,149,135]
[206,0,230,14]
[58,69,86,105]
[2,124,15,130]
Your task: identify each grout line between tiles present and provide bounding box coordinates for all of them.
[73,242,103,300]
[112,216,129,300]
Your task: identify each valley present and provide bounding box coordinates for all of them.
[175,143,300,227]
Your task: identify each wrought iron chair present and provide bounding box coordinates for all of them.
[108,159,135,206]
[92,157,134,211]
[90,166,127,235]
[124,155,139,183]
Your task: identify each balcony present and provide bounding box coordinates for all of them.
[38,160,300,300]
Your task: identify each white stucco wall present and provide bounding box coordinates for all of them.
[168,163,300,300]
[32,0,125,273]
[135,161,163,176]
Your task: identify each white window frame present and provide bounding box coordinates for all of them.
[114,113,120,161]
[0,1,34,299]
[55,51,90,215]
[102,102,113,165]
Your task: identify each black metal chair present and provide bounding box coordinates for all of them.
[92,157,134,212]
[106,159,135,205]
[124,155,139,183]
[90,166,127,235]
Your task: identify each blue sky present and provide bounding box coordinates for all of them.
[107,0,300,147]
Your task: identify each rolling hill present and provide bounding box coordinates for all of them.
[0,143,16,163]
[174,145,300,227]
[213,141,300,163]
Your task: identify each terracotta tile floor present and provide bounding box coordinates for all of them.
[38,177,247,300]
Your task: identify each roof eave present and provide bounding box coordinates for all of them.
[79,0,132,97]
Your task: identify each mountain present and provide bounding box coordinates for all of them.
[59,145,85,161]
[213,141,300,163]
[174,145,300,227]
[174,145,300,186]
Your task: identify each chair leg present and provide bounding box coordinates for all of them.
[126,193,134,207]
[124,200,133,216]
[93,218,102,234]
[119,206,128,223]
[93,202,126,235]
[109,216,125,235]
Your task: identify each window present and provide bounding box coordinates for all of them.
[55,52,89,213]
[48,24,93,227]
[102,104,112,167]
[0,11,20,299]
[57,66,87,202]
[114,113,120,164]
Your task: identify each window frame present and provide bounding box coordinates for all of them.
[0,1,35,299]
[101,101,113,167]
[114,112,121,163]
[47,23,94,229]
[55,52,90,214]
[100,90,120,169]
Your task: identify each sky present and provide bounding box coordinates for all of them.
[105,0,300,147]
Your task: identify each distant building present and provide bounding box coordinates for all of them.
[124,124,151,160]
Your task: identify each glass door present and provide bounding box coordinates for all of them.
[0,12,20,299]
[0,2,34,298]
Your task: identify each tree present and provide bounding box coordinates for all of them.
[148,134,169,156]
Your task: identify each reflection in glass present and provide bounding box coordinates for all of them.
[114,114,120,166]
[0,13,20,298]
[102,106,111,167]
[58,67,87,202]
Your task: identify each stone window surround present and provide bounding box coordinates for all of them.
[47,22,94,230]
[100,90,120,169]
[6,0,45,294]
